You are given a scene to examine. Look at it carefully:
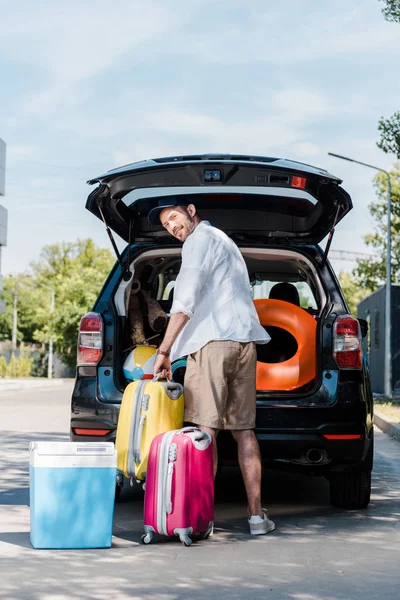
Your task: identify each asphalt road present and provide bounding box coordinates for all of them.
[1,383,400,600]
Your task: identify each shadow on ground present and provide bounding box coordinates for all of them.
[1,430,400,599]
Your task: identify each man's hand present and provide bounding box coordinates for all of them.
[153,354,172,380]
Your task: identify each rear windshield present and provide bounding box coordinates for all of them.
[251,278,318,310]
[159,267,318,311]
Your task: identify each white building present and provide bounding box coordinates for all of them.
[0,138,7,313]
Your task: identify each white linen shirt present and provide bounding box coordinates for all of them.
[170,221,270,362]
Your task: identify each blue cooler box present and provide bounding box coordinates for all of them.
[29,441,117,549]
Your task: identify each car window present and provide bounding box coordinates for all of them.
[251,278,318,310]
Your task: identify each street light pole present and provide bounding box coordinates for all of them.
[39,284,55,380]
[328,152,392,399]
[12,291,18,351]
[49,288,55,380]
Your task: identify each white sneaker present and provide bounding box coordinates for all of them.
[248,509,275,535]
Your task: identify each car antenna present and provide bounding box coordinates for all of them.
[321,204,341,269]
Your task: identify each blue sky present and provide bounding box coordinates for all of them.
[1,0,399,275]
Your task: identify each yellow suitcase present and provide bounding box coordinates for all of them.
[115,378,184,481]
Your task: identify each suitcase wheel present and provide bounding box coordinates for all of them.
[179,534,192,546]
[141,533,154,545]
[200,524,214,540]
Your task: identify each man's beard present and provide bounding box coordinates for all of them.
[173,214,195,240]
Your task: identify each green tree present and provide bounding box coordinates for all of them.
[377,2,400,156]
[353,163,400,290]
[379,0,400,22]
[377,112,400,158]
[0,274,47,342]
[0,239,115,368]
[31,239,115,367]
[338,271,370,315]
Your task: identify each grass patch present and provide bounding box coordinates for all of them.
[374,400,400,424]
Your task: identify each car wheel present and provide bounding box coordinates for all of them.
[329,469,371,509]
[363,428,374,471]
[115,484,122,502]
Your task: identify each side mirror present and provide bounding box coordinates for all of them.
[358,318,368,339]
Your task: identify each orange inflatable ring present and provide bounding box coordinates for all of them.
[254,299,317,391]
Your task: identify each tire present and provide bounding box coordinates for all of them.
[329,469,371,509]
[115,484,122,502]
[363,428,374,472]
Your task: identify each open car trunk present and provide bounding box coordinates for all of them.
[86,154,352,249]
[112,245,328,398]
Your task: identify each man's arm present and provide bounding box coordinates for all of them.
[159,312,189,354]
[153,231,210,377]
[153,312,189,378]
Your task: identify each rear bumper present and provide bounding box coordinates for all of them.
[70,375,373,470]
[256,429,370,463]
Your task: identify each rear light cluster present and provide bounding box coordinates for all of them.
[77,312,103,366]
[333,315,362,369]
[73,428,111,436]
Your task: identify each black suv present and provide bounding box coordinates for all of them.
[70,154,373,509]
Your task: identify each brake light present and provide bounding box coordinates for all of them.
[73,428,111,436]
[292,176,307,189]
[323,434,362,440]
[333,315,362,369]
[77,312,103,366]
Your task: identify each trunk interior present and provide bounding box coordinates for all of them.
[112,246,327,396]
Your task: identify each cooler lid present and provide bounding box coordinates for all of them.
[29,441,116,456]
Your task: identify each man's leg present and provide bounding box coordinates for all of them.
[199,425,219,477]
[231,429,262,517]
[184,342,236,476]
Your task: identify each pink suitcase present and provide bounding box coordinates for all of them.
[142,427,214,546]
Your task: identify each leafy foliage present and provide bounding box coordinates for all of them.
[379,0,400,22]
[353,163,400,290]
[0,239,115,369]
[377,2,400,156]
[377,111,400,158]
[338,271,370,315]
[0,344,34,377]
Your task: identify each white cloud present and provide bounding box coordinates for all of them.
[6,145,38,162]
[163,3,400,66]
[0,0,187,118]
[1,0,399,276]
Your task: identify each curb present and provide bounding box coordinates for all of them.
[0,378,73,393]
[374,410,400,442]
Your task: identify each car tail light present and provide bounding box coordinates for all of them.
[323,434,362,440]
[77,312,103,366]
[73,428,111,436]
[333,315,362,369]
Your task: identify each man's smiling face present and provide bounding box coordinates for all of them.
[159,204,197,242]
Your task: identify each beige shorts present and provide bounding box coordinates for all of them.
[183,340,257,430]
